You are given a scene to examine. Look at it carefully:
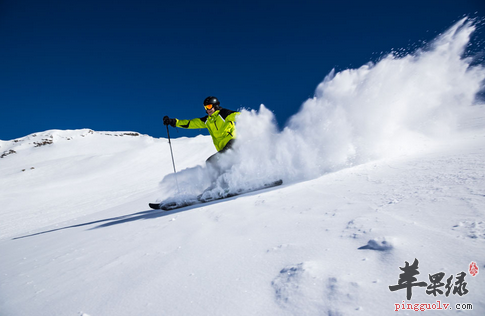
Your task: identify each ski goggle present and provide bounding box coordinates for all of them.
[204,104,214,110]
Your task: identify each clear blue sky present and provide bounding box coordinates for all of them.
[0,0,483,140]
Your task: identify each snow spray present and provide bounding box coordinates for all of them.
[160,18,485,199]
[231,17,485,184]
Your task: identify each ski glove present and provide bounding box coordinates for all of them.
[163,116,176,127]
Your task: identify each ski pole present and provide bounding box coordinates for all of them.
[166,124,180,193]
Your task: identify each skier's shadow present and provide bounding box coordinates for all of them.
[12,203,204,240]
[90,204,199,229]
[12,184,281,240]
[89,185,280,230]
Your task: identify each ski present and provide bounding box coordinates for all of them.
[149,179,283,211]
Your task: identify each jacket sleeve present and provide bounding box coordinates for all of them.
[175,117,208,129]
[219,109,240,123]
[225,111,239,123]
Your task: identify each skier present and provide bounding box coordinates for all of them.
[149,96,282,210]
[163,96,239,179]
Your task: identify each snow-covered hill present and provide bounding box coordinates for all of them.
[0,129,216,240]
[1,17,485,316]
[1,124,484,316]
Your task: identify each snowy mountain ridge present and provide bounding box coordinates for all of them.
[1,129,144,152]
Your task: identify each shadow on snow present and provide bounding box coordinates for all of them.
[11,197,235,240]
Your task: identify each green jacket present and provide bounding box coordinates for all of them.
[176,108,239,152]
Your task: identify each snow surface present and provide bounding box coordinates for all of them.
[1,18,485,316]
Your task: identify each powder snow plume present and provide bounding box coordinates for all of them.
[232,18,485,181]
[160,18,485,199]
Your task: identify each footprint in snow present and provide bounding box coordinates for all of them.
[271,262,359,315]
[452,221,485,240]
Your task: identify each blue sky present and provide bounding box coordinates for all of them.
[0,0,483,140]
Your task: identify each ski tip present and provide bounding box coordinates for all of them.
[149,203,161,210]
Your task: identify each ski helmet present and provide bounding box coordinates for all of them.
[203,96,221,110]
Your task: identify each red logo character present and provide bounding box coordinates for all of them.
[469,262,479,277]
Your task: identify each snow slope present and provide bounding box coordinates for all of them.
[1,18,485,316]
[1,125,484,316]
